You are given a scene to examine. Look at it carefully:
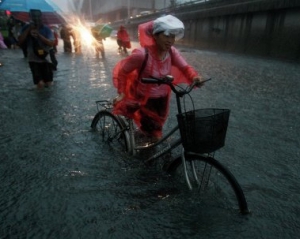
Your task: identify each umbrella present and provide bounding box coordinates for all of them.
[91,24,113,38]
[0,0,66,25]
[10,11,66,25]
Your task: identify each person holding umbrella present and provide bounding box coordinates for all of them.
[19,9,55,89]
[91,24,113,59]
[91,26,105,59]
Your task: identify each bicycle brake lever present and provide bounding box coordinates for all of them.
[164,75,174,83]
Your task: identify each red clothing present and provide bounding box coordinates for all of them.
[117,27,131,48]
[113,45,198,137]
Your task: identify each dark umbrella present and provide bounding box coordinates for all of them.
[0,0,66,25]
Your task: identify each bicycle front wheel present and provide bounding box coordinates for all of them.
[166,153,249,214]
[91,110,130,153]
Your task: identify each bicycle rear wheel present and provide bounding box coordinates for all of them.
[166,153,249,214]
[91,110,130,153]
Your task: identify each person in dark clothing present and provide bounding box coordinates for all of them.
[7,16,17,49]
[18,9,55,89]
[18,21,28,57]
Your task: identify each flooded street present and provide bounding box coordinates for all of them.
[0,38,300,238]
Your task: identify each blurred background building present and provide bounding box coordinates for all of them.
[79,0,211,23]
[80,0,165,23]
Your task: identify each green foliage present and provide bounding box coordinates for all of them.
[0,17,9,37]
[0,29,8,37]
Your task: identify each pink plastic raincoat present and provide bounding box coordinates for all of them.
[112,20,198,137]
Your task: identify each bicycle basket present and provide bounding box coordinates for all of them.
[177,108,230,153]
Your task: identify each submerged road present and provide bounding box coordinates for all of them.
[0,38,299,238]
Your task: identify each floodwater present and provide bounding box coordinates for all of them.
[0,38,300,238]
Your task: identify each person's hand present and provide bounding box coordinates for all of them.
[193,76,205,87]
[29,22,37,30]
[113,93,125,105]
[30,29,39,38]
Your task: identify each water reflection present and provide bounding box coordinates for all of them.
[1,41,300,238]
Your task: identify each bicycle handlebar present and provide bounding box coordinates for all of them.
[141,75,211,97]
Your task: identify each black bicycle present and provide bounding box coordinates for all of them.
[91,75,249,214]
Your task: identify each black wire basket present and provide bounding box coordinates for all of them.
[177,108,230,154]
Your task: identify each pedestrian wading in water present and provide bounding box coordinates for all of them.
[18,9,55,89]
[112,15,206,142]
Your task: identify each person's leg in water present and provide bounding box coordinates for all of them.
[42,62,54,87]
[29,62,53,89]
[29,62,43,89]
[117,39,122,52]
[64,39,72,52]
[122,41,129,55]
[140,96,168,141]
[95,46,99,58]
[123,46,128,54]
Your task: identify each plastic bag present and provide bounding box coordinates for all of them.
[153,15,184,40]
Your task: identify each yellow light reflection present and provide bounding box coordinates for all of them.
[66,16,101,55]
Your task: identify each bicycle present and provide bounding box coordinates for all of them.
[91,75,249,214]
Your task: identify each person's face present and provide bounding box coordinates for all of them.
[154,32,175,51]
[30,11,42,27]
[32,17,42,27]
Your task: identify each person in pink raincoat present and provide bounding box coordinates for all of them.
[0,31,8,49]
[113,15,206,140]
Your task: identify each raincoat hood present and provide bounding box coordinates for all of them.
[138,15,185,47]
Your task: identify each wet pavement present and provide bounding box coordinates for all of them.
[0,38,300,238]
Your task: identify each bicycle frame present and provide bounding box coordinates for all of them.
[129,117,182,162]
[92,77,249,214]
[95,77,208,188]
[123,77,188,159]
[96,77,199,182]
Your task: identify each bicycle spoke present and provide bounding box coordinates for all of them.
[91,111,130,153]
[166,154,249,214]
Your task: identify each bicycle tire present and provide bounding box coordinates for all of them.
[166,153,249,214]
[91,110,130,153]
